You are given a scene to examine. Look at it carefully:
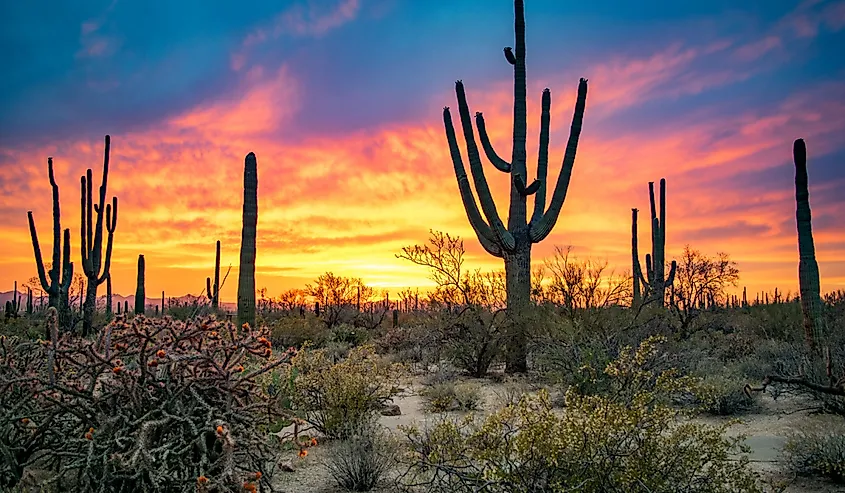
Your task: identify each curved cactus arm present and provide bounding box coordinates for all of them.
[666,260,677,287]
[645,253,654,286]
[97,198,117,284]
[81,173,91,274]
[530,89,552,225]
[474,112,511,172]
[61,228,73,291]
[444,107,504,258]
[529,78,588,243]
[503,47,516,65]
[454,81,515,251]
[27,211,54,295]
[514,174,540,196]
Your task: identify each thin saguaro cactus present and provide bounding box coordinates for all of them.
[80,135,118,335]
[207,240,221,310]
[237,153,258,329]
[135,254,145,315]
[793,139,824,350]
[28,157,74,331]
[443,0,588,372]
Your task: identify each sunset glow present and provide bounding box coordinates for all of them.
[1,0,844,302]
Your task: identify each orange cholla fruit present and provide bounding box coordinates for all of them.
[263,348,272,358]
[85,428,94,440]
[156,349,166,358]
[21,418,30,425]
[216,425,224,435]
[197,475,208,483]
[242,482,256,492]
[112,366,123,374]
[258,337,271,348]
[148,360,158,367]
[298,449,308,458]
[242,323,250,330]
[310,437,317,446]
[236,365,245,372]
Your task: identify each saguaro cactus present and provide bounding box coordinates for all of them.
[207,240,221,310]
[80,135,118,335]
[632,179,676,307]
[793,139,824,350]
[26,287,33,315]
[237,153,258,329]
[444,0,588,372]
[106,273,112,315]
[135,254,145,315]
[28,157,74,330]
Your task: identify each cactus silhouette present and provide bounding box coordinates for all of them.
[793,139,824,349]
[135,254,145,315]
[443,0,588,372]
[80,135,118,335]
[28,157,74,330]
[237,153,258,329]
[632,179,676,307]
[207,240,221,310]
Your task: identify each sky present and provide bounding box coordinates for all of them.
[0,0,844,303]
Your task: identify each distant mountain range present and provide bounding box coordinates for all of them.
[0,291,236,312]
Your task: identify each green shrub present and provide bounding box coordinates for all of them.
[286,345,403,438]
[323,418,400,491]
[267,314,327,348]
[421,382,483,413]
[688,373,759,416]
[400,336,762,493]
[782,419,845,483]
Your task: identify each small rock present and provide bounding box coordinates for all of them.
[279,459,296,472]
[380,404,401,416]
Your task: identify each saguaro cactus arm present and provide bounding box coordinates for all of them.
[454,81,516,251]
[474,113,512,172]
[443,107,505,258]
[530,89,552,225]
[528,78,588,243]
[28,212,53,294]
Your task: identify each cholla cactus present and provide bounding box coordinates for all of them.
[1,315,296,491]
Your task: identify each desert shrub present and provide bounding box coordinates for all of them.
[0,316,43,340]
[323,418,400,491]
[493,376,535,408]
[441,307,504,378]
[373,324,442,371]
[399,336,762,493]
[267,314,327,349]
[782,419,845,483]
[329,323,369,346]
[0,313,293,492]
[421,382,483,413]
[688,373,759,416]
[423,365,459,386]
[286,344,403,438]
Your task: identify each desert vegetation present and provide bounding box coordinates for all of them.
[2,1,843,492]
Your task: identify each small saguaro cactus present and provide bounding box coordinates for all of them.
[793,138,825,350]
[207,240,221,310]
[443,0,588,372]
[632,179,676,307]
[237,153,258,329]
[80,135,118,336]
[135,254,146,315]
[28,157,74,329]
[106,273,112,315]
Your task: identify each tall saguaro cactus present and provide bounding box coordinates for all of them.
[237,153,258,329]
[135,254,145,315]
[443,0,588,372]
[207,240,221,310]
[632,178,676,307]
[28,157,74,330]
[80,135,118,335]
[793,139,824,350]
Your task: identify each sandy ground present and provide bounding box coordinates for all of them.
[273,374,845,493]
